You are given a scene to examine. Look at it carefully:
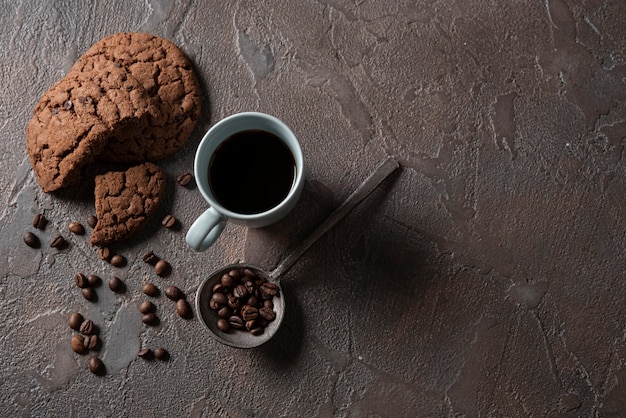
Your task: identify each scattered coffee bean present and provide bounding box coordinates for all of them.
[75,273,89,289]
[209,267,279,335]
[177,172,193,187]
[139,300,156,314]
[71,335,87,354]
[108,277,124,292]
[110,254,126,267]
[154,259,171,277]
[68,221,85,235]
[81,287,96,302]
[69,312,84,330]
[217,318,230,332]
[83,334,98,350]
[142,250,159,265]
[137,348,153,359]
[88,357,105,375]
[142,312,158,325]
[165,285,184,301]
[86,215,98,228]
[97,247,111,261]
[50,235,67,249]
[32,214,47,230]
[154,347,168,360]
[142,283,159,297]
[87,274,101,287]
[176,298,192,319]
[23,232,40,248]
[80,319,95,335]
[162,214,176,229]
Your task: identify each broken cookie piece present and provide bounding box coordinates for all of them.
[91,162,165,247]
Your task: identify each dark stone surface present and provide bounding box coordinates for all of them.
[1,0,625,416]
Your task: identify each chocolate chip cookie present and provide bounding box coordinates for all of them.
[26,68,158,193]
[69,32,201,163]
[91,162,165,247]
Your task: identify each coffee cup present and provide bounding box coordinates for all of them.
[186,112,305,251]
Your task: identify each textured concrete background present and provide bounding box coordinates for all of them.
[1,0,626,416]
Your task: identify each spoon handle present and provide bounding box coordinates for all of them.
[271,156,400,279]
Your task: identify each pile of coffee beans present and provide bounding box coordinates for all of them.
[209,267,279,335]
[68,312,104,375]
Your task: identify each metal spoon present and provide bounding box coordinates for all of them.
[195,157,400,348]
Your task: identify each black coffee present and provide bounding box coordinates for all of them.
[209,130,295,214]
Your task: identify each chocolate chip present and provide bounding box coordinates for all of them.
[23,232,40,248]
[177,172,193,186]
[110,254,126,267]
[161,214,176,229]
[154,259,171,277]
[68,221,85,235]
[142,283,159,297]
[108,277,124,292]
[81,287,97,302]
[71,335,87,354]
[50,235,67,249]
[32,214,47,230]
[79,319,95,336]
[88,357,105,375]
[86,215,98,228]
[68,312,84,331]
[64,100,73,110]
[154,347,168,360]
[139,300,156,314]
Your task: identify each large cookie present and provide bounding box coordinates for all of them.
[26,68,158,193]
[69,32,201,163]
[91,162,165,247]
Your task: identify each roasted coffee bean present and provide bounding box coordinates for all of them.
[241,305,259,321]
[86,215,98,228]
[243,268,258,279]
[68,312,84,330]
[229,268,241,279]
[161,214,176,229]
[87,274,101,287]
[250,327,264,336]
[50,235,67,249]
[88,357,105,375]
[176,299,192,319]
[260,282,280,299]
[154,347,168,360]
[80,319,95,335]
[165,285,184,301]
[23,232,40,248]
[221,273,236,288]
[154,259,171,277]
[71,335,87,354]
[68,221,85,235]
[233,284,248,299]
[216,318,230,332]
[142,250,158,265]
[247,295,260,308]
[244,280,256,295]
[211,292,227,307]
[209,298,220,310]
[32,214,47,230]
[142,313,158,325]
[108,277,124,292]
[259,306,276,321]
[245,320,257,332]
[139,300,156,314]
[217,306,232,319]
[212,283,227,294]
[81,287,96,302]
[263,299,274,309]
[257,317,269,328]
[97,247,111,261]
[137,348,153,359]
[228,316,244,330]
[75,273,89,288]
[84,335,98,350]
[142,283,159,297]
[177,172,193,186]
[110,254,126,267]
[227,295,242,310]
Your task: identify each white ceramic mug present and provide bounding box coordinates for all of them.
[186,112,305,251]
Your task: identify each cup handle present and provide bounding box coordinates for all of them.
[185,207,227,251]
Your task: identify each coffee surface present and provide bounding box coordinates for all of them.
[209,130,295,214]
